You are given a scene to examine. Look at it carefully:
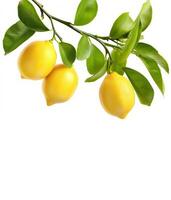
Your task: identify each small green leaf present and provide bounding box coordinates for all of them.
[111,49,126,74]
[139,0,152,31]
[85,60,107,82]
[135,42,169,73]
[18,0,49,32]
[74,0,98,26]
[86,44,105,75]
[124,67,154,106]
[77,35,92,60]
[59,42,76,67]
[110,12,134,39]
[3,21,35,54]
[140,57,164,94]
[120,18,141,63]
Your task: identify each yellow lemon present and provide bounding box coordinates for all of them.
[99,72,135,119]
[43,64,78,106]
[18,40,57,80]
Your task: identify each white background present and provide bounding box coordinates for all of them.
[0,0,171,199]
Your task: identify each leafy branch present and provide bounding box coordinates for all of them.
[31,0,119,62]
[2,0,169,106]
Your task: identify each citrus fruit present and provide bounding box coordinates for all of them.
[99,72,135,119]
[18,40,57,80]
[43,64,78,106]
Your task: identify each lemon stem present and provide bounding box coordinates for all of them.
[49,17,62,42]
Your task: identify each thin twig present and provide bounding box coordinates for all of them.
[49,17,62,42]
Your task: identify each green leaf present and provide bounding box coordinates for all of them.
[111,49,126,74]
[86,44,105,75]
[139,0,152,31]
[140,57,164,94]
[120,19,141,63]
[135,42,169,73]
[18,0,49,32]
[110,12,134,39]
[59,42,76,67]
[124,67,154,106]
[85,60,107,82]
[77,35,92,60]
[74,0,98,26]
[3,21,35,54]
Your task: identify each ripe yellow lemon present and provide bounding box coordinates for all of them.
[43,64,78,106]
[99,72,135,119]
[18,41,57,80]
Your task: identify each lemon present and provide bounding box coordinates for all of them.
[99,72,135,119]
[18,40,57,80]
[43,64,78,106]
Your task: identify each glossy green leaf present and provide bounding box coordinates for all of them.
[77,35,92,60]
[124,67,154,106]
[18,0,49,32]
[111,49,126,74]
[74,0,98,26]
[86,44,105,75]
[85,60,107,82]
[135,42,169,73]
[59,42,76,67]
[3,21,35,54]
[110,12,134,39]
[120,19,141,63]
[140,57,164,94]
[139,0,152,31]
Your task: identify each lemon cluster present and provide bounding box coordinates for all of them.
[18,40,78,105]
[18,40,135,119]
